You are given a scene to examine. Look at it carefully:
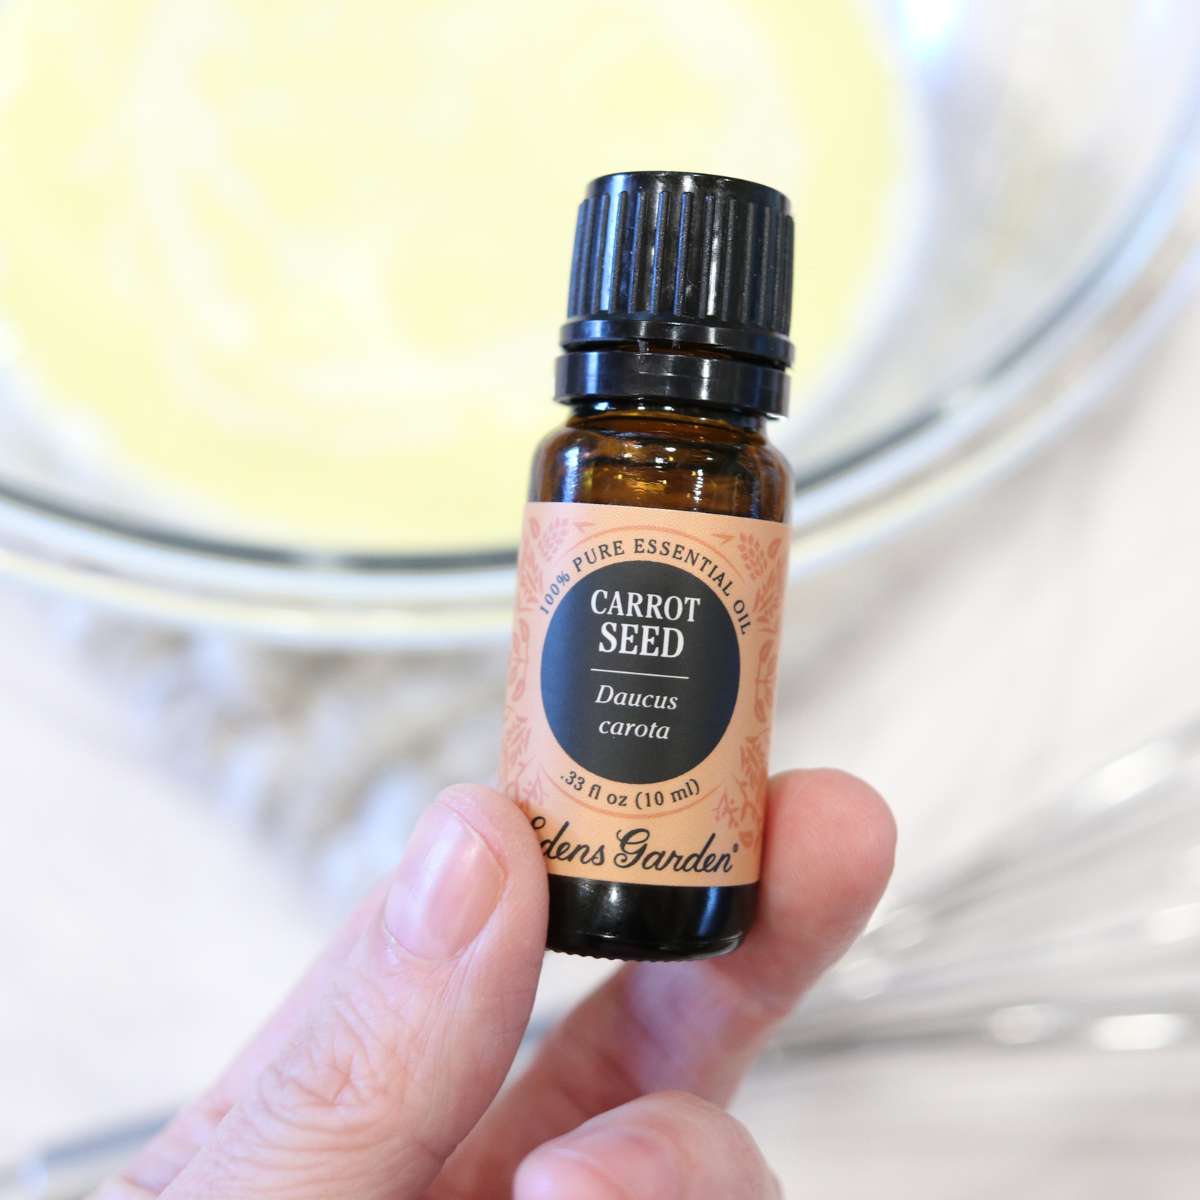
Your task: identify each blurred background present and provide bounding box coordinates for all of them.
[2,0,1200,1195]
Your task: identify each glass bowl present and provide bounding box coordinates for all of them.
[0,0,1198,648]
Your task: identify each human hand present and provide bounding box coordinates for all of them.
[95,770,894,1199]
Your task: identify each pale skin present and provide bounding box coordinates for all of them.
[93,769,895,1199]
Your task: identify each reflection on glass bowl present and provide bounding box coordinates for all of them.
[0,0,1197,645]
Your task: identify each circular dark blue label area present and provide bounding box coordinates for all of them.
[540,560,740,785]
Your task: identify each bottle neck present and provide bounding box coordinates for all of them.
[567,396,767,437]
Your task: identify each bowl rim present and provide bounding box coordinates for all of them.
[0,67,1199,645]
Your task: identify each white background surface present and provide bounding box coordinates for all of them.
[5,299,1200,1194]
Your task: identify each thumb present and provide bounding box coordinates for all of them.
[160,786,547,1200]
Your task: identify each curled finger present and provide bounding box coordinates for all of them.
[515,1091,782,1200]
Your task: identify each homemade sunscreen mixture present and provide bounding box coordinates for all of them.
[501,172,793,960]
[0,0,904,550]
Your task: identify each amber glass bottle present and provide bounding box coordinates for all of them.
[502,171,794,960]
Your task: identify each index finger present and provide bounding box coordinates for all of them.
[102,785,548,1200]
[435,768,895,1199]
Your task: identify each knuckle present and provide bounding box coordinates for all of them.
[251,978,407,1146]
[650,1088,720,1117]
[644,1091,767,1176]
[716,1109,762,1162]
[236,971,453,1180]
[692,1106,773,1189]
[639,1090,726,1151]
[707,950,796,1028]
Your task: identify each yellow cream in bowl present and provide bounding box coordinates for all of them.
[0,0,908,551]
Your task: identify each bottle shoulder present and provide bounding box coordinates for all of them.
[529,413,792,523]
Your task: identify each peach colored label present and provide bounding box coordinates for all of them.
[500,501,788,887]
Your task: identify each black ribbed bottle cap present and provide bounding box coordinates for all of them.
[556,171,794,416]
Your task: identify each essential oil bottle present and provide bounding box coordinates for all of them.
[501,171,793,961]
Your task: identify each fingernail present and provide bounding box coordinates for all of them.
[384,801,505,959]
[518,1134,677,1200]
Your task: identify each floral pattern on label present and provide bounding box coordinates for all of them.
[501,501,789,887]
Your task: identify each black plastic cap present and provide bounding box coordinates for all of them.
[561,171,795,366]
